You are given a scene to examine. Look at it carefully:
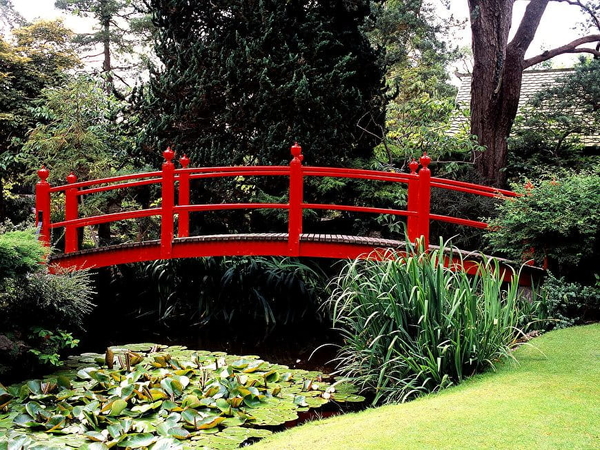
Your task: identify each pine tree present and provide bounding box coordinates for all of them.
[139,0,386,168]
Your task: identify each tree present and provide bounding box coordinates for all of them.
[139,0,386,169]
[22,75,134,181]
[368,1,477,168]
[468,0,600,187]
[55,0,154,95]
[22,75,141,245]
[0,20,79,221]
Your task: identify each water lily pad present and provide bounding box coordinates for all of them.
[150,437,183,450]
[1,344,364,450]
[117,432,157,448]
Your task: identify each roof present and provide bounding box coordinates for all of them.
[451,68,599,147]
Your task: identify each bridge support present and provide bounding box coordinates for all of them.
[160,147,175,259]
[288,143,304,256]
[35,166,51,247]
[406,153,431,247]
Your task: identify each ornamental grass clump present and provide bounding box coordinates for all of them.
[328,241,528,404]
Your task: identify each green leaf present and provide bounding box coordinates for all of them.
[167,427,190,440]
[84,431,107,442]
[294,395,308,407]
[108,399,128,416]
[117,433,157,448]
[78,442,110,450]
[150,437,184,450]
[196,415,226,430]
[13,413,38,428]
[181,395,202,409]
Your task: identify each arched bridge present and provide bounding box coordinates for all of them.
[35,144,541,284]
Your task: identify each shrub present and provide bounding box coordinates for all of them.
[485,169,600,285]
[328,241,531,404]
[535,272,600,329]
[0,229,47,279]
[0,229,95,378]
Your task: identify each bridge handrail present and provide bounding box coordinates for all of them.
[430,177,517,198]
[35,144,512,259]
[48,171,163,193]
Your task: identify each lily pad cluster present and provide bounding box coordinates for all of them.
[0,343,363,449]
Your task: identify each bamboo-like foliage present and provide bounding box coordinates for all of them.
[328,240,527,404]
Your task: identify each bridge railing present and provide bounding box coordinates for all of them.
[35,144,517,257]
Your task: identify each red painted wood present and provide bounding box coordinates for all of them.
[49,171,162,192]
[417,153,431,248]
[406,159,420,242]
[51,208,161,229]
[288,142,304,256]
[65,172,79,253]
[36,143,530,280]
[160,147,175,259]
[35,166,51,247]
[178,154,190,238]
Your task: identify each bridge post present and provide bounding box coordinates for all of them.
[417,153,431,248]
[406,159,420,243]
[161,147,175,259]
[65,172,79,253]
[35,166,51,247]
[288,143,304,256]
[178,154,190,238]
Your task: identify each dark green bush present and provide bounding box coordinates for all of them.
[0,229,95,379]
[535,273,600,329]
[485,169,600,284]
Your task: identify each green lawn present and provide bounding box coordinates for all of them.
[251,324,600,449]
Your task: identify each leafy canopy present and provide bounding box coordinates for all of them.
[139,0,386,168]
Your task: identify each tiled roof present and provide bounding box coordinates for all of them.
[452,69,599,146]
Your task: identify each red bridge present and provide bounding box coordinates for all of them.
[35,144,540,283]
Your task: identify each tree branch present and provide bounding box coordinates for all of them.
[524,34,600,67]
[509,0,551,56]
[552,0,600,31]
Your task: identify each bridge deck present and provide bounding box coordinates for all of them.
[48,233,544,285]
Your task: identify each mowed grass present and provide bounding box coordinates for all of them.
[251,324,600,449]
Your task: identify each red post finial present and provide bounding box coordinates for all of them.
[37,166,50,182]
[291,142,304,162]
[66,172,77,184]
[420,152,431,169]
[409,159,419,174]
[179,154,190,168]
[163,146,175,162]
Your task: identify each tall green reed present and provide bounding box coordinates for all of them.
[328,239,529,404]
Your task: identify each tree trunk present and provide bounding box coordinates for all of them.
[101,0,113,93]
[468,0,550,187]
[0,177,5,222]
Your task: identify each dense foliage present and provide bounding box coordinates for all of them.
[327,242,532,404]
[139,0,386,169]
[0,229,95,379]
[0,20,80,221]
[485,169,600,285]
[55,0,154,95]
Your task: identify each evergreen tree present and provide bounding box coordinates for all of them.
[55,0,154,96]
[139,0,386,169]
